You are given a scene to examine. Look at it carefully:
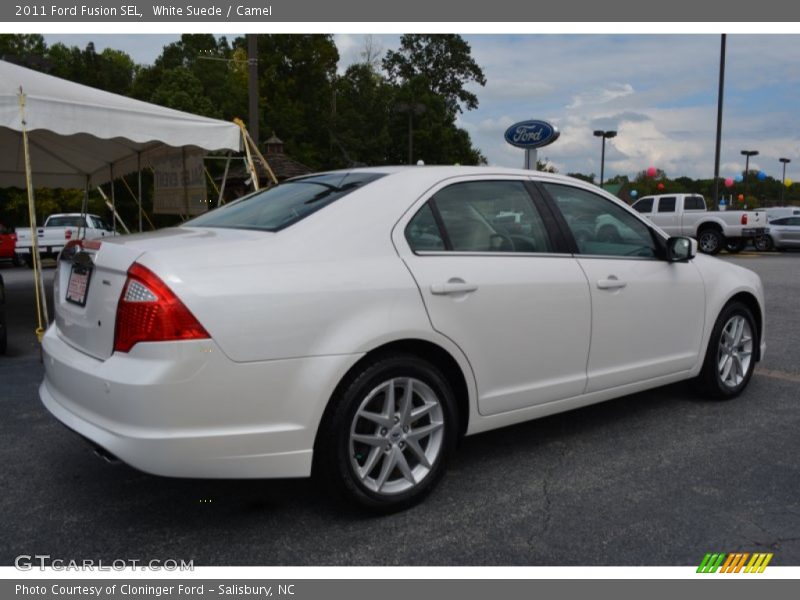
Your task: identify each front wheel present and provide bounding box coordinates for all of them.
[315,354,458,512]
[754,235,774,252]
[725,238,746,253]
[697,302,757,400]
[697,229,724,255]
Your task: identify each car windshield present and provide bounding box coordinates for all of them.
[187,172,385,232]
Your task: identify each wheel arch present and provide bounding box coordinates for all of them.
[314,338,472,456]
[726,291,763,362]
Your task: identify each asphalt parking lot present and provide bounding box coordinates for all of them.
[1,253,798,566]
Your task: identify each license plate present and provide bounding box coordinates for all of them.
[66,265,92,307]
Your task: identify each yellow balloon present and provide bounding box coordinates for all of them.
[786,178,793,187]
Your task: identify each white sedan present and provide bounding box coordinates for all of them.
[41,167,765,511]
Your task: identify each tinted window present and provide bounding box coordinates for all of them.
[543,184,657,258]
[684,196,705,210]
[657,197,676,213]
[632,198,653,213]
[188,172,385,232]
[412,180,552,253]
[771,217,789,225]
[788,218,800,226]
[406,204,445,251]
[47,216,87,228]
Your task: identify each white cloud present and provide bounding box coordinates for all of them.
[566,83,635,109]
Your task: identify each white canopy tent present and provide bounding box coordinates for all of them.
[0,59,242,189]
[0,59,244,342]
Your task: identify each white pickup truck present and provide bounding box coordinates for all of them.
[15,213,114,266]
[631,194,768,254]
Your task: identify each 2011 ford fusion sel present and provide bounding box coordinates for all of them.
[41,166,765,511]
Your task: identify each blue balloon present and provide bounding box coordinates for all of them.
[734,174,743,183]
[630,190,638,198]
[757,171,767,181]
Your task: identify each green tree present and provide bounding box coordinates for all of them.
[383,34,486,115]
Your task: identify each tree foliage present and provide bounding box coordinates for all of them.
[0,33,489,228]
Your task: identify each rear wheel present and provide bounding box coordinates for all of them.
[697,229,723,255]
[315,354,457,512]
[697,302,757,399]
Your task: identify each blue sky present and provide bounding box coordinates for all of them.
[44,34,800,182]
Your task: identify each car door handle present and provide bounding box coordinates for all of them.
[430,281,479,295]
[597,276,627,290]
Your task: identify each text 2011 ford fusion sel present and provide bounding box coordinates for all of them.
[40,167,765,511]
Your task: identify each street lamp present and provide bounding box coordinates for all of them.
[740,150,759,201]
[396,102,426,165]
[593,130,617,187]
[779,158,791,204]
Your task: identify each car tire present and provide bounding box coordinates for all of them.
[12,253,23,267]
[725,238,746,253]
[697,302,757,400]
[315,354,458,512]
[697,229,723,255]
[754,235,774,252]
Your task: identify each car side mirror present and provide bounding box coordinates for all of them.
[666,236,696,262]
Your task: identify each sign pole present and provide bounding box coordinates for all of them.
[524,148,538,170]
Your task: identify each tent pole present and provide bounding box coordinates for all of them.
[218,152,231,207]
[182,147,190,216]
[120,176,156,230]
[137,152,143,233]
[79,176,89,240]
[110,164,116,235]
[17,86,49,341]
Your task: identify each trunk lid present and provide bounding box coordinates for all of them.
[53,227,269,360]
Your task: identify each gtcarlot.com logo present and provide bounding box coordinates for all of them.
[697,552,773,573]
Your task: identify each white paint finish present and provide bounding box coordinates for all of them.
[40,166,767,480]
[576,257,706,392]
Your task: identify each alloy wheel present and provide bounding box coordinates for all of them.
[717,315,753,389]
[349,377,444,495]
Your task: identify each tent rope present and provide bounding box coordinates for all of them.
[17,87,49,343]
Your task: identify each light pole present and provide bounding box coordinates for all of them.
[396,102,426,165]
[593,130,617,188]
[741,150,759,201]
[779,158,791,204]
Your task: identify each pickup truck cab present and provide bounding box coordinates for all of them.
[631,194,768,254]
[15,213,114,266]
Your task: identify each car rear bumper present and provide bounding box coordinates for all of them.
[40,324,361,479]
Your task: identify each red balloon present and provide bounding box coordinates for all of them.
[657,182,665,190]
[724,177,734,188]
[738,194,744,201]
[646,166,657,178]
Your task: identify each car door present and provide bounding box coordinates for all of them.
[539,182,706,393]
[653,196,679,235]
[393,177,591,416]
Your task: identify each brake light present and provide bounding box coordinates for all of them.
[741,214,748,225]
[114,263,209,353]
[65,229,72,240]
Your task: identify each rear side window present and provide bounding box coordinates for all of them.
[657,197,677,213]
[632,198,653,213]
[188,172,385,232]
[406,180,553,253]
[684,196,705,210]
[771,218,789,225]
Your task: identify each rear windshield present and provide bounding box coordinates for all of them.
[187,172,385,232]
[46,216,87,228]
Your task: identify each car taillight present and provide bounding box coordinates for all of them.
[114,263,209,353]
[741,214,748,225]
[65,229,72,240]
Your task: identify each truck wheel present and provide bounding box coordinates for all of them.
[725,238,746,253]
[754,235,774,252]
[697,229,723,255]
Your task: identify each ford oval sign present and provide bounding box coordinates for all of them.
[504,120,560,149]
